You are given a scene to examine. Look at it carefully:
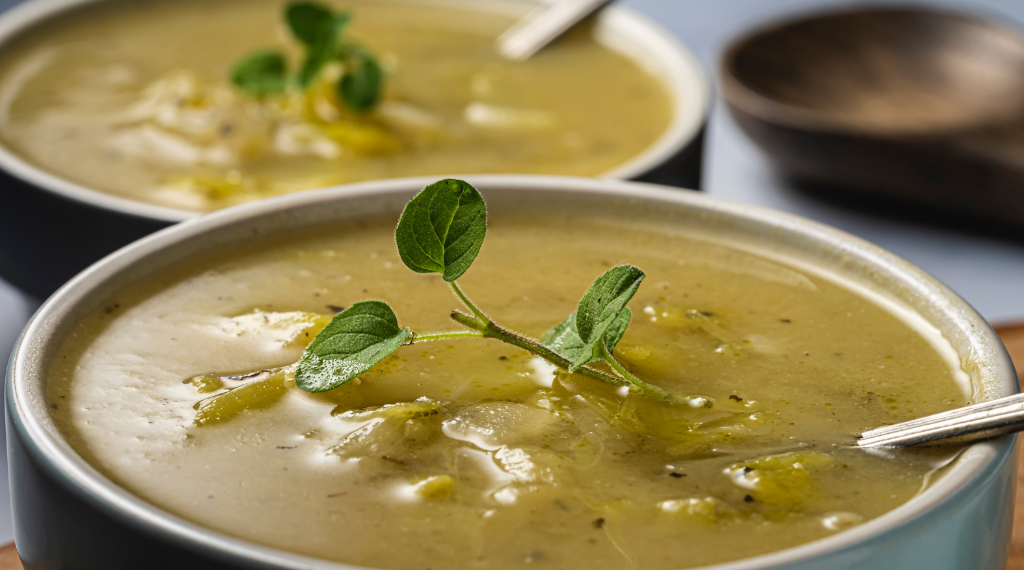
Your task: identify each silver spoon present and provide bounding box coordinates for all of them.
[496,0,614,61]
[856,393,1024,448]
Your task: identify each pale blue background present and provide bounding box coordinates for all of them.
[1,0,1023,546]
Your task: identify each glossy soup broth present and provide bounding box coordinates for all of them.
[48,212,967,569]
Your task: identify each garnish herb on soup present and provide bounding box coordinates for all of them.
[48,179,968,570]
[0,0,672,211]
[231,2,384,113]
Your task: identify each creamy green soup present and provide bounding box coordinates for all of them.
[0,0,673,211]
[48,212,967,570]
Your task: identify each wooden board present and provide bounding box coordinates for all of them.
[1000,322,1024,570]
[0,541,20,570]
[0,324,1022,570]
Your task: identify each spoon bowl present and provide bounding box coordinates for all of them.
[721,7,1024,227]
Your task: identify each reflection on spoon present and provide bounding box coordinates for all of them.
[856,392,1024,448]
[496,0,613,61]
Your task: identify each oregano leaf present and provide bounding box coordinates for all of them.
[569,265,645,371]
[230,50,288,96]
[542,308,631,363]
[296,300,410,392]
[395,178,487,282]
[339,45,383,112]
[285,2,340,47]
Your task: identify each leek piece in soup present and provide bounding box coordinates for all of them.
[47,212,968,569]
[0,0,673,211]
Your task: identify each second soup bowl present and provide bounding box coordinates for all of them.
[0,0,709,297]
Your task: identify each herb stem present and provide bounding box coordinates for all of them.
[450,310,486,331]
[411,330,484,342]
[449,281,491,325]
[597,343,713,408]
[484,322,631,388]
[450,310,627,387]
[452,303,710,406]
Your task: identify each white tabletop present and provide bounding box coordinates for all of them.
[2,0,1023,547]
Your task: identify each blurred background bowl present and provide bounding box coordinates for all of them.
[0,0,710,299]
[720,6,1024,231]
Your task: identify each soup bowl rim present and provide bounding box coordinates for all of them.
[0,0,709,222]
[7,174,1017,570]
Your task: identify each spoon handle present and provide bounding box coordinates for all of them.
[496,0,613,61]
[857,392,1024,448]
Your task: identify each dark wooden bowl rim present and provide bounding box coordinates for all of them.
[719,4,1024,139]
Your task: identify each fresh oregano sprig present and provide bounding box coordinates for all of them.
[230,1,383,112]
[294,178,712,408]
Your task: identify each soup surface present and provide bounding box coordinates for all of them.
[0,0,672,211]
[49,212,967,570]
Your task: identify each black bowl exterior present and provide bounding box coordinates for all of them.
[0,169,172,299]
[633,126,705,190]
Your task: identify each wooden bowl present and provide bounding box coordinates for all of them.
[720,6,1024,228]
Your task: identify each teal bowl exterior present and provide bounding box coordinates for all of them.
[6,175,1019,570]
